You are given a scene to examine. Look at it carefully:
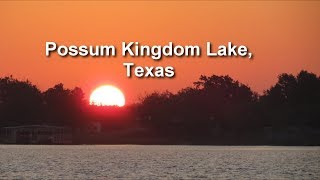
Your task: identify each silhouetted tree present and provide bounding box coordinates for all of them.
[1,70,319,145]
[43,84,85,126]
[0,76,43,126]
[261,70,320,129]
[136,75,258,143]
[137,91,175,126]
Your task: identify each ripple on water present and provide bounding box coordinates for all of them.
[0,145,319,179]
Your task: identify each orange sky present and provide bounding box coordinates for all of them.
[1,1,320,104]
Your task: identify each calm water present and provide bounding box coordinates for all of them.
[0,145,319,179]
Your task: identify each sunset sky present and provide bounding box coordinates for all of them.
[1,1,320,104]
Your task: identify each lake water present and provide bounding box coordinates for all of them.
[0,145,319,179]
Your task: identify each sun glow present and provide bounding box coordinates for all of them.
[90,85,125,107]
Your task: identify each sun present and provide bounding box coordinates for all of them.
[90,85,125,107]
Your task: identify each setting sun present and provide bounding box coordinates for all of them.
[90,85,125,107]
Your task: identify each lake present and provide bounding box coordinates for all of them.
[0,145,319,179]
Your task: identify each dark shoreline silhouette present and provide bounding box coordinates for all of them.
[0,70,319,145]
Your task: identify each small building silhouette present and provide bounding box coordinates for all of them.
[0,125,72,144]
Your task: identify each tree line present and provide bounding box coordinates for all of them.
[0,70,319,145]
